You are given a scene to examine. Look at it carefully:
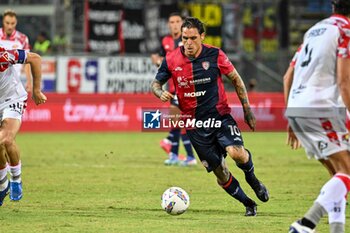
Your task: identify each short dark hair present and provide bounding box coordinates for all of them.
[3,9,17,18]
[181,17,205,34]
[332,0,350,15]
[169,12,182,19]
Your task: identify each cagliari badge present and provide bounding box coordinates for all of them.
[202,61,210,70]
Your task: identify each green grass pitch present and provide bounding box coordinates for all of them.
[0,132,348,232]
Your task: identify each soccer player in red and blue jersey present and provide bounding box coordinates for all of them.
[151,12,196,166]
[151,17,269,216]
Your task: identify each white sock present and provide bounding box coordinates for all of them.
[0,166,8,191]
[9,162,21,183]
[315,173,350,225]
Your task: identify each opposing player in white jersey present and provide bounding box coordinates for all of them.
[0,9,32,92]
[0,47,46,206]
[284,1,350,232]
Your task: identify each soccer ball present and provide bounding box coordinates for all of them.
[161,187,190,215]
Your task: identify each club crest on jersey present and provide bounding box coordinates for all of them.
[202,61,210,70]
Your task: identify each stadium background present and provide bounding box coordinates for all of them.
[0,0,331,131]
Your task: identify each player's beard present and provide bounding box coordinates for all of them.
[5,29,14,36]
[185,47,196,58]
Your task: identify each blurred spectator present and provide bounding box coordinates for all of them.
[52,30,68,54]
[33,31,51,55]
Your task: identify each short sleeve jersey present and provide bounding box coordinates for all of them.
[159,35,182,94]
[0,28,30,78]
[0,48,27,101]
[155,44,234,120]
[286,14,350,117]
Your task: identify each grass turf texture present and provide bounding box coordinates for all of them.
[0,132,348,232]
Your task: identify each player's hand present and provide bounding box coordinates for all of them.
[25,82,33,93]
[151,54,162,67]
[286,125,301,149]
[244,107,256,131]
[160,90,174,102]
[32,90,47,105]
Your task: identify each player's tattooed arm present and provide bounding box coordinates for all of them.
[226,69,256,131]
[151,80,164,98]
[150,80,174,102]
[226,69,250,108]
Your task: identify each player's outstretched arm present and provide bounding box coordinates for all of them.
[283,65,301,149]
[24,64,33,93]
[283,65,294,104]
[150,79,173,102]
[25,52,47,105]
[226,69,256,131]
[337,57,350,111]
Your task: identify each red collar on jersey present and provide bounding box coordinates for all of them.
[331,13,350,24]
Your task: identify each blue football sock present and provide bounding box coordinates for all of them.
[170,129,180,156]
[181,133,194,158]
[236,149,258,185]
[166,130,174,141]
[220,173,255,207]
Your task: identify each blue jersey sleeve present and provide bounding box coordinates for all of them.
[155,58,171,84]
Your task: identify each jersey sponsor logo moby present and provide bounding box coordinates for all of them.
[184,91,206,97]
